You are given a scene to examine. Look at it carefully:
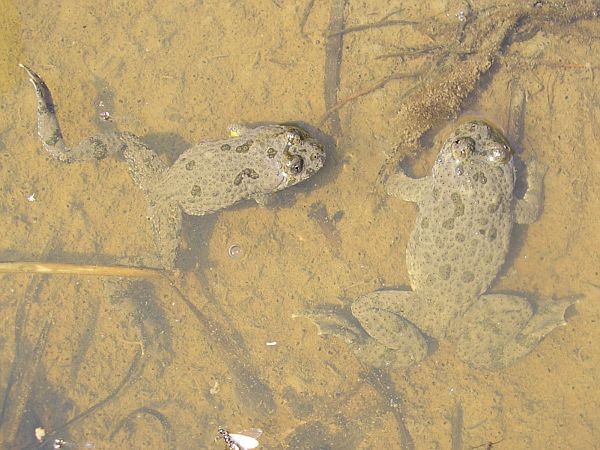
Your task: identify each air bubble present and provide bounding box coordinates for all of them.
[228,244,242,258]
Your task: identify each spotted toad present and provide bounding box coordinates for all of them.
[21,65,325,268]
[308,120,573,370]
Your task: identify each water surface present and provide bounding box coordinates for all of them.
[1,1,599,449]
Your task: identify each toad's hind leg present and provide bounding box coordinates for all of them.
[121,135,180,269]
[21,64,168,183]
[120,133,167,194]
[351,291,430,369]
[145,196,182,270]
[117,135,179,269]
[21,64,127,163]
[22,64,177,267]
[456,293,575,369]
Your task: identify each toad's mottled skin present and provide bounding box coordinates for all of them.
[308,121,573,370]
[21,65,325,268]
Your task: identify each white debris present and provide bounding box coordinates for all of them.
[34,426,45,442]
[219,426,262,450]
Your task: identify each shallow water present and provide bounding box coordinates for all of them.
[1,1,599,449]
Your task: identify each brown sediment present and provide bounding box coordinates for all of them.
[0,320,52,447]
[43,350,143,447]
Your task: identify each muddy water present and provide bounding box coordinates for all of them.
[1,1,599,449]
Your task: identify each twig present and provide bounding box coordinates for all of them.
[319,71,416,125]
[0,261,163,278]
[329,18,416,37]
[323,0,348,136]
[299,0,315,37]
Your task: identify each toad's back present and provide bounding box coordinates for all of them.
[150,126,324,215]
[406,122,516,311]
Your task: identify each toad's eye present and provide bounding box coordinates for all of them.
[286,130,302,145]
[451,137,475,160]
[287,155,304,175]
[488,144,512,164]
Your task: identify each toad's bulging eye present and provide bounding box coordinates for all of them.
[451,137,475,161]
[287,155,304,175]
[286,130,302,145]
[285,125,312,142]
[488,144,512,164]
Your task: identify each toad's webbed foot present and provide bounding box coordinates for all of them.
[296,305,404,369]
[298,292,430,371]
[455,293,576,369]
